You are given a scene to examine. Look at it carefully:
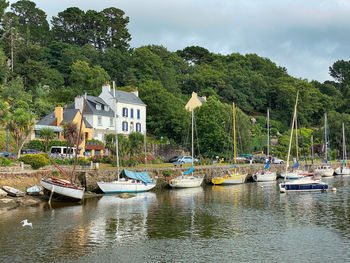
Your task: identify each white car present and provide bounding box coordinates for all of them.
[177,156,199,164]
[273,157,284,164]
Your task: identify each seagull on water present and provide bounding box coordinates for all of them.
[21,219,33,228]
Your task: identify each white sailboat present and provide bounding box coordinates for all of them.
[253,109,277,182]
[211,102,246,185]
[279,92,328,193]
[169,109,204,188]
[97,84,156,193]
[315,114,334,177]
[335,122,350,175]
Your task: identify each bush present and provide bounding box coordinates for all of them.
[0,157,12,166]
[25,140,45,151]
[19,154,49,169]
[162,170,172,177]
[48,140,67,148]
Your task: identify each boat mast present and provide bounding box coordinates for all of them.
[311,135,314,164]
[233,102,236,173]
[267,108,269,158]
[324,113,328,163]
[113,82,120,179]
[295,112,298,162]
[72,93,86,184]
[191,108,194,176]
[342,122,346,166]
[285,91,299,181]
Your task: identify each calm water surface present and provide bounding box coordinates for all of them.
[1,177,350,262]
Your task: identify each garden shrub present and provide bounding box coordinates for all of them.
[19,154,49,169]
[25,140,45,151]
[0,157,12,166]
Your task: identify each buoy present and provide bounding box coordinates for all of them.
[260,185,264,188]
[332,187,337,192]
[280,188,286,193]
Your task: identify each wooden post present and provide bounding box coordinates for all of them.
[48,186,54,205]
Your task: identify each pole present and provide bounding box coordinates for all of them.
[191,108,194,176]
[233,103,236,174]
[311,135,314,165]
[6,129,8,152]
[267,108,269,158]
[325,113,327,162]
[113,81,120,179]
[144,113,147,171]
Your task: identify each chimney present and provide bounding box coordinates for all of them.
[192,91,197,98]
[102,81,111,94]
[202,96,207,101]
[55,106,63,125]
[131,89,139,97]
[75,95,84,112]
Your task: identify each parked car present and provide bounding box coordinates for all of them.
[177,156,199,164]
[168,156,181,163]
[273,157,284,164]
[21,149,41,155]
[0,152,17,159]
[253,156,267,163]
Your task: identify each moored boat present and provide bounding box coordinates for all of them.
[41,177,84,200]
[2,186,25,197]
[315,165,334,177]
[97,169,156,193]
[26,185,41,196]
[279,177,328,193]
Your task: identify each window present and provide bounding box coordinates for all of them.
[110,117,114,127]
[122,121,128,131]
[137,109,140,119]
[96,104,101,110]
[130,109,134,118]
[136,123,141,132]
[122,107,128,117]
[130,122,134,132]
[105,105,109,111]
[98,116,102,126]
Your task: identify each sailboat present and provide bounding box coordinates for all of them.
[279,92,328,193]
[211,103,246,185]
[40,96,86,201]
[335,122,350,175]
[280,106,309,180]
[97,85,156,193]
[315,113,334,177]
[168,109,204,188]
[252,109,277,182]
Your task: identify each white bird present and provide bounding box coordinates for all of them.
[21,219,33,228]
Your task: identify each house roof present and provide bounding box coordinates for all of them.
[62,109,79,123]
[109,90,146,106]
[67,96,115,117]
[36,109,92,129]
[36,112,56,126]
[198,96,206,103]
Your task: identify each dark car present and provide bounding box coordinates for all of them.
[21,149,41,154]
[0,152,17,159]
[253,156,267,163]
[168,156,181,163]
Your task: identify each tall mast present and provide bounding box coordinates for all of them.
[295,112,298,161]
[285,91,299,179]
[191,108,194,175]
[267,108,270,157]
[324,113,327,162]
[233,102,236,164]
[311,135,314,164]
[113,82,120,179]
[342,122,346,165]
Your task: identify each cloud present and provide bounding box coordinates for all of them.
[8,0,350,81]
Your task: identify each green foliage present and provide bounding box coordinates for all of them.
[162,170,172,177]
[19,154,48,169]
[25,139,44,151]
[0,157,12,166]
[129,132,144,155]
[48,140,67,148]
[86,139,104,146]
[39,127,55,152]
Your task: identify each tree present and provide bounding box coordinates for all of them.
[39,127,55,152]
[63,121,80,156]
[129,132,144,155]
[0,99,9,127]
[7,107,35,157]
[10,0,51,45]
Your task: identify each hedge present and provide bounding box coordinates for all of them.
[19,154,49,169]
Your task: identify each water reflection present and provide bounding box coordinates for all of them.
[1,180,350,262]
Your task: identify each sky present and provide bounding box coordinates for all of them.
[9,0,350,82]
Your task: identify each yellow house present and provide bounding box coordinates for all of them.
[185,92,207,111]
[32,105,101,156]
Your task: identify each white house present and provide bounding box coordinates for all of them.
[99,82,147,136]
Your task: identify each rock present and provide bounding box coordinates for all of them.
[0,189,7,197]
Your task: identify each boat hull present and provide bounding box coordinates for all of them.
[2,186,25,197]
[97,181,156,193]
[40,178,84,201]
[279,178,328,192]
[169,176,203,188]
[334,167,350,175]
[26,185,41,196]
[212,174,246,185]
[253,171,277,182]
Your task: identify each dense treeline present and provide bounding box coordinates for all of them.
[1,0,350,159]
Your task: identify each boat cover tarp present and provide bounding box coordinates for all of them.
[182,165,193,175]
[292,161,299,168]
[264,161,269,169]
[122,169,153,183]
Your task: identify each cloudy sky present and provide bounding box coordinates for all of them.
[9,0,350,82]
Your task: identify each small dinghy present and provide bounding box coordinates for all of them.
[26,185,41,196]
[2,186,25,197]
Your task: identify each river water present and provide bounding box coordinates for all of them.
[1,177,350,263]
